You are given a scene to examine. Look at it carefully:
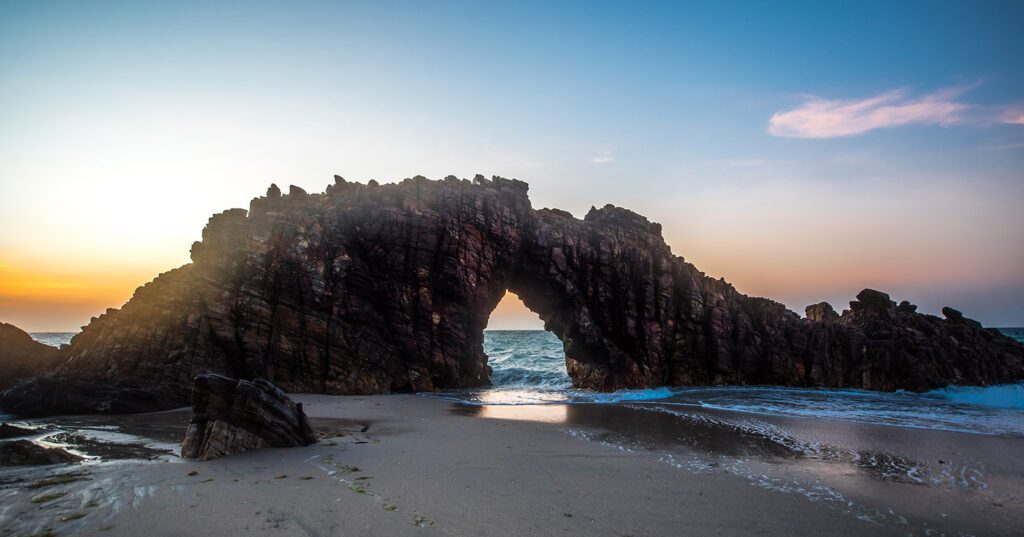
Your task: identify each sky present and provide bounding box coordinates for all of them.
[1,0,1023,331]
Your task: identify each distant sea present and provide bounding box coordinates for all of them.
[30,332,77,348]
[30,329,1024,436]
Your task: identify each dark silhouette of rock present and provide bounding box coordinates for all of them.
[849,288,896,315]
[0,323,63,390]
[0,378,179,417]
[0,423,36,439]
[180,374,316,460]
[897,300,918,314]
[942,306,983,328]
[1,175,1021,416]
[0,439,81,466]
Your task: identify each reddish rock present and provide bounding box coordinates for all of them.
[180,374,316,460]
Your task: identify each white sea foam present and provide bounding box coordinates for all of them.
[28,332,77,347]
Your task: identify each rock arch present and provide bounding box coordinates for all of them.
[2,174,1022,416]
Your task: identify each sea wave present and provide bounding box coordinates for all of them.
[582,387,675,403]
[923,383,1024,410]
[490,366,571,390]
[29,332,77,347]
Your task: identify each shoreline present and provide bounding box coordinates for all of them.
[1,394,1021,536]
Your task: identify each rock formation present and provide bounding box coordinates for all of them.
[0,440,81,466]
[1,175,1021,416]
[180,374,316,460]
[805,302,839,322]
[0,323,63,390]
[0,424,36,439]
[0,378,179,418]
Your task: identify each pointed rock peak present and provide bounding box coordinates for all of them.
[288,185,307,197]
[267,183,281,198]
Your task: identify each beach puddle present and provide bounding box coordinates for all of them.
[451,403,569,423]
[0,410,190,535]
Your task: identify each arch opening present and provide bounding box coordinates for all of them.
[476,290,571,404]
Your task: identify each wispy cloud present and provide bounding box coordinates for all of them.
[999,107,1024,125]
[768,87,971,138]
[590,152,614,164]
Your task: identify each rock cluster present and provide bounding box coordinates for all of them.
[0,323,63,390]
[1,175,1021,416]
[180,374,316,460]
[0,440,81,466]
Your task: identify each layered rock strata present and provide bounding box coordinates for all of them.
[1,175,1021,416]
[180,374,316,460]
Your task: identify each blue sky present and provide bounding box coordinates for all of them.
[1,1,1023,330]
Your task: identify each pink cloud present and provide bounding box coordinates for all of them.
[999,107,1024,125]
[768,87,971,138]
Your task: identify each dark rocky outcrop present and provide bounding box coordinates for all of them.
[0,440,81,466]
[1,175,1022,416]
[0,423,36,439]
[0,378,180,417]
[180,374,316,460]
[0,323,63,390]
[897,300,918,314]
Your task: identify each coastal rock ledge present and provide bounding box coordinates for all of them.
[0,322,62,390]
[1,175,1022,416]
[180,374,316,460]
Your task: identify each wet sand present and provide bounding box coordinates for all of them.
[1,394,1021,536]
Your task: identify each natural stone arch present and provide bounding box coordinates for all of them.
[3,174,1022,417]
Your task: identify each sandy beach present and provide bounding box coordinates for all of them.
[1,394,1020,537]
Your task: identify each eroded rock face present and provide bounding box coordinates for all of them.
[180,374,316,460]
[0,440,81,466]
[0,323,63,390]
[1,175,1022,416]
[805,302,839,322]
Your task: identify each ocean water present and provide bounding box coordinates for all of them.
[28,329,1024,435]
[429,329,1024,436]
[30,332,76,347]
